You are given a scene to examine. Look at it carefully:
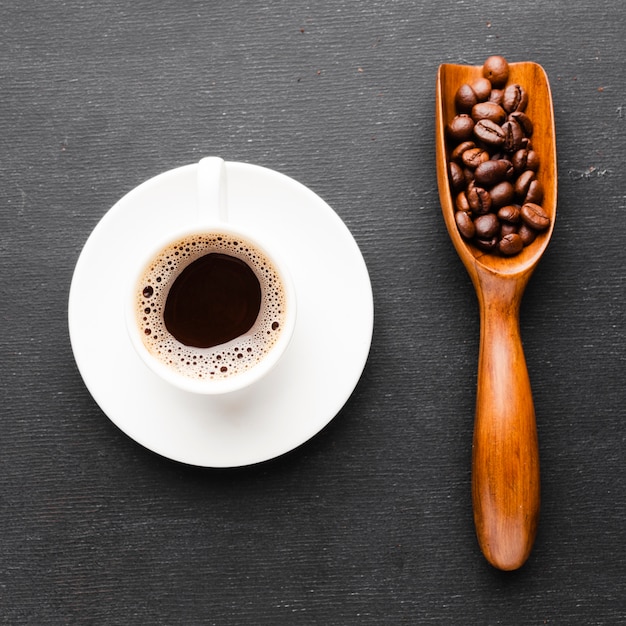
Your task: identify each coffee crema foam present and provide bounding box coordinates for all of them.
[135,233,287,381]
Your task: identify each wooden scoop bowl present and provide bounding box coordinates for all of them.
[435,61,557,570]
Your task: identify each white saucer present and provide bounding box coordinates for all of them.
[68,161,374,467]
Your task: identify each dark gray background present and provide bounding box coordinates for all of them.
[2,0,625,623]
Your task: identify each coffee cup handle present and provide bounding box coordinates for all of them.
[197,157,228,223]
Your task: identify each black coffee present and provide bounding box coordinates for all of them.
[164,253,261,348]
[135,232,287,381]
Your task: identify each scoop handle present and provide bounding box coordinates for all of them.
[472,274,540,571]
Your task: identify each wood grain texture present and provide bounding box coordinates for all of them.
[1,0,626,623]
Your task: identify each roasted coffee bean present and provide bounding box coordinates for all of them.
[468,186,492,215]
[451,140,476,161]
[497,204,521,223]
[525,179,544,204]
[455,191,471,213]
[500,221,518,237]
[509,111,533,136]
[488,89,504,105]
[501,159,514,178]
[526,150,540,171]
[447,114,475,142]
[518,223,538,245]
[472,101,506,124]
[515,170,536,198]
[511,148,540,174]
[455,83,478,111]
[489,181,514,208]
[449,162,465,190]
[455,210,475,239]
[502,119,524,152]
[499,233,524,256]
[482,55,509,88]
[476,236,499,251]
[462,147,489,169]
[521,202,550,231]
[450,141,476,161]
[472,77,492,101]
[474,119,505,146]
[474,159,512,187]
[474,213,499,238]
[502,83,528,113]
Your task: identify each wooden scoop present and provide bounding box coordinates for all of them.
[435,62,557,570]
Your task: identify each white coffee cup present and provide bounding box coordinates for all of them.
[125,157,297,395]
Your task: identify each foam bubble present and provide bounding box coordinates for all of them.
[135,233,287,381]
